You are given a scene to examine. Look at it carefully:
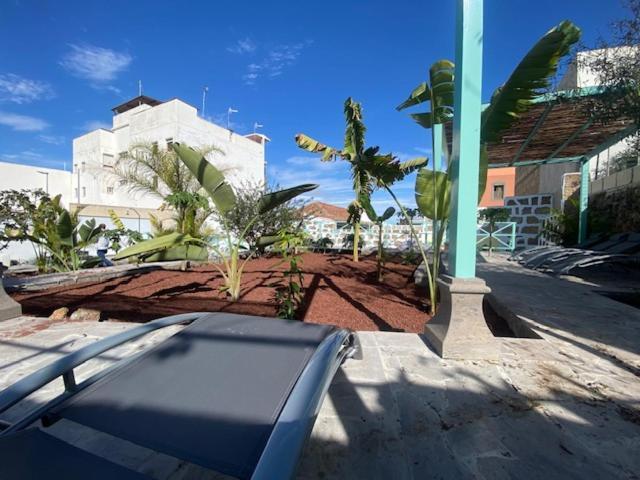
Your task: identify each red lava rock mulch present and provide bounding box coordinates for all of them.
[11,253,431,332]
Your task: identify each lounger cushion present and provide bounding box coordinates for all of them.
[0,428,149,479]
[54,313,334,479]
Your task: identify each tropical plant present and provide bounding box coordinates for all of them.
[1,190,103,272]
[214,181,307,252]
[272,229,307,319]
[0,189,49,252]
[396,207,420,225]
[359,195,395,282]
[112,141,223,238]
[104,209,143,253]
[389,20,581,313]
[580,0,640,127]
[295,98,424,262]
[115,143,317,301]
[313,236,334,253]
[478,207,510,254]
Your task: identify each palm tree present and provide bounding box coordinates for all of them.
[112,142,225,237]
[295,98,424,261]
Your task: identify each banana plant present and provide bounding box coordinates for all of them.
[359,194,395,282]
[296,97,426,262]
[390,20,581,314]
[115,143,317,301]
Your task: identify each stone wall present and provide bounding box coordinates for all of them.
[504,194,553,248]
[590,165,640,196]
[305,217,433,250]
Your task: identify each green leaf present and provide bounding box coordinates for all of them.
[257,183,318,215]
[295,133,340,161]
[56,210,74,247]
[171,143,236,214]
[78,219,100,244]
[410,113,433,129]
[429,60,455,124]
[415,168,452,220]
[397,82,431,111]
[379,206,396,222]
[255,235,281,248]
[358,193,377,222]
[481,20,581,143]
[113,232,193,260]
[343,97,366,157]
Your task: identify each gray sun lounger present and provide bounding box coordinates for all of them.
[0,312,358,480]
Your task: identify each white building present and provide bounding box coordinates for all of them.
[72,95,267,210]
[0,95,268,264]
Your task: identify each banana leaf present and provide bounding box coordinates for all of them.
[397,82,431,111]
[143,244,209,262]
[257,183,318,214]
[113,232,194,260]
[481,20,581,143]
[56,210,74,247]
[172,142,236,214]
[415,168,452,220]
[294,133,340,161]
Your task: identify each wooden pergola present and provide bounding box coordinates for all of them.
[484,89,638,242]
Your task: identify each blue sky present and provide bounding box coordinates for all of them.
[0,0,628,210]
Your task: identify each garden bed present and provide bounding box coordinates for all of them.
[11,253,431,332]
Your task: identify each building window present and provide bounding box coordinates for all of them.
[102,153,114,167]
[82,187,86,197]
[74,188,78,198]
[166,137,174,150]
[107,186,114,194]
[119,179,127,186]
[492,183,505,201]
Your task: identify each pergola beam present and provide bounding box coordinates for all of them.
[547,118,593,161]
[511,101,555,165]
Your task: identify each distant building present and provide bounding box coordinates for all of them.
[0,95,269,264]
[479,167,515,208]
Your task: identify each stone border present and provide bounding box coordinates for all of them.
[3,261,191,293]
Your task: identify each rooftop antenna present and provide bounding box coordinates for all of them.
[253,122,263,133]
[138,80,142,96]
[202,86,209,119]
[227,107,238,130]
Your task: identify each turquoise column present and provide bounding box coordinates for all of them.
[448,0,484,278]
[578,156,589,243]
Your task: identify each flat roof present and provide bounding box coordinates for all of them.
[112,95,163,115]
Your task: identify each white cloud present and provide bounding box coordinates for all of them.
[243,41,311,85]
[39,134,65,145]
[81,120,111,131]
[227,37,256,54]
[60,44,131,86]
[0,74,54,104]
[0,111,49,131]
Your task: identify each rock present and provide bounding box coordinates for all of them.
[69,308,103,322]
[49,307,69,321]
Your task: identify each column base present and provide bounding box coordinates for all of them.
[0,275,21,321]
[424,274,499,361]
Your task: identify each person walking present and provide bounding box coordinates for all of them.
[96,224,114,267]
